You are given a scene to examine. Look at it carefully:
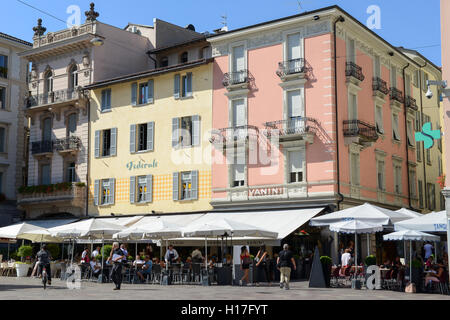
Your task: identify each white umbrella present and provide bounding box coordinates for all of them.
[310,203,411,227]
[329,220,383,268]
[396,208,423,219]
[395,211,447,232]
[18,228,63,243]
[114,220,182,240]
[383,230,441,283]
[0,223,53,241]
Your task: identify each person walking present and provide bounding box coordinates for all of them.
[37,244,52,286]
[110,242,126,291]
[239,246,251,286]
[255,245,272,286]
[277,244,296,290]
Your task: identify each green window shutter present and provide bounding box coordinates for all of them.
[94,180,100,206]
[130,124,136,153]
[146,174,153,203]
[147,122,154,151]
[191,170,198,200]
[172,118,179,148]
[192,115,200,146]
[186,72,193,97]
[148,80,154,103]
[110,178,115,205]
[172,172,179,201]
[131,82,137,106]
[130,176,136,204]
[110,128,117,156]
[174,74,180,99]
[94,130,100,158]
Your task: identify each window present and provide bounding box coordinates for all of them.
[438,156,443,177]
[375,105,384,134]
[347,38,356,63]
[95,128,117,158]
[180,52,188,64]
[349,93,358,120]
[390,65,397,88]
[286,33,301,72]
[67,113,77,137]
[407,119,414,147]
[377,160,385,191]
[40,164,51,185]
[394,164,402,194]
[232,45,245,73]
[69,65,78,90]
[129,175,153,204]
[423,115,431,164]
[173,171,198,201]
[374,55,381,78]
[0,172,2,194]
[289,150,304,183]
[427,183,436,211]
[130,122,154,153]
[42,117,52,142]
[174,73,192,99]
[416,111,422,160]
[66,162,76,183]
[101,179,113,205]
[172,116,200,148]
[392,113,400,141]
[160,57,168,68]
[287,90,304,131]
[422,72,429,92]
[132,80,153,106]
[405,74,411,96]
[409,170,417,198]
[0,55,7,78]
[0,127,5,153]
[0,87,5,109]
[413,70,419,88]
[350,152,360,186]
[101,89,111,111]
[418,180,424,208]
[233,163,245,187]
[44,71,53,94]
[139,83,149,104]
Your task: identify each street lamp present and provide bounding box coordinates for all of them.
[90,37,104,47]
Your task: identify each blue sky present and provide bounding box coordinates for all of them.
[3,0,442,65]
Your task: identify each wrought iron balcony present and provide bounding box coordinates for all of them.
[55,136,82,154]
[343,120,378,142]
[210,125,259,145]
[222,70,249,88]
[372,77,389,95]
[276,58,307,78]
[346,62,365,82]
[31,140,53,155]
[26,89,79,108]
[405,95,418,110]
[390,87,404,104]
[264,117,318,137]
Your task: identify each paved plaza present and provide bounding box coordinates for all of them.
[0,277,449,300]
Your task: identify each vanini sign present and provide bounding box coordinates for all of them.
[126,160,158,171]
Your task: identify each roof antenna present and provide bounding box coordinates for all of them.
[221,15,228,32]
[297,0,306,13]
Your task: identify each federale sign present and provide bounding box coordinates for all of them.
[126,160,158,171]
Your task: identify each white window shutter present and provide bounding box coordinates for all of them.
[130,124,136,154]
[95,130,100,158]
[110,178,115,204]
[131,83,137,106]
[287,33,301,60]
[288,90,302,117]
[110,128,117,156]
[234,164,245,182]
[148,80,154,103]
[172,172,179,201]
[172,118,179,148]
[130,176,136,204]
[289,150,303,172]
[233,45,245,72]
[147,122,154,151]
[146,174,153,203]
[94,180,100,206]
[192,115,200,146]
[191,170,198,200]
[174,74,180,99]
[232,99,245,127]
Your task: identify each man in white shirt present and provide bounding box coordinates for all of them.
[341,249,352,267]
[164,245,179,265]
[92,247,100,258]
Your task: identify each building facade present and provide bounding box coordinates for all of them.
[87,38,213,216]
[0,32,31,226]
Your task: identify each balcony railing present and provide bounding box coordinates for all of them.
[31,140,53,155]
[222,70,249,87]
[264,117,318,137]
[55,136,82,152]
[405,95,418,110]
[17,182,86,206]
[343,120,378,142]
[372,77,389,95]
[210,125,259,144]
[390,87,404,104]
[26,89,79,108]
[346,62,365,82]
[276,58,307,78]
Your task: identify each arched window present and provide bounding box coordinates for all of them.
[160,57,168,68]
[69,65,78,91]
[44,71,53,94]
[180,52,188,64]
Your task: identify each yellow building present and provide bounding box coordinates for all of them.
[86,51,214,216]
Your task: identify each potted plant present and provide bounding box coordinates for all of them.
[364,255,377,282]
[101,245,112,261]
[16,245,32,277]
[320,256,333,288]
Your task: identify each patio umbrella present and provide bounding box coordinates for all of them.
[394,211,446,232]
[396,208,423,219]
[329,220,383,268]
[310,203,411,227]
[0,223,58,242]
[383,230,440,282]
[18,228,63,243]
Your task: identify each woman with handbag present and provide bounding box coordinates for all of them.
[255,245,272,286]
[240,246,251,286]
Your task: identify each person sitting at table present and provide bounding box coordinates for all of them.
[81,248,90,264]
[381,259,392,269]
[92,246,101,259]
[90,257,102,278]
[164,245,179,266]
[425,256,434,270]
[136,255,152,282]
[154,257,165,269]
[191,248,203,263]
[424,260,446,291]
[390,256,403,280]
[184,257,193,270]
[133,255,144,267]
[224,254,233,266]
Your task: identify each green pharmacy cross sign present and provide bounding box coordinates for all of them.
[415,123,441,149]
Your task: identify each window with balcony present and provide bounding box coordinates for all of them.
[66,162,76,183]
[407,119,414,147]
[375,105,384,134]
[0,87,5,109]
[0,55,8,79]
[44,71,53,94]
[287,90,304,132]
[347,38,356,63]
[42,117,52,142]
[288,150,304,183]
[101,89,111,112]
[130,122,154,153]
[68,65,78,90]
[392,113,400,141]
[374,55,381,78]
[40,163,51,185]
[233,163,245,187]
[390,65,397,88]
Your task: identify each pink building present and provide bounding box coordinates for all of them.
[208,6,426,227]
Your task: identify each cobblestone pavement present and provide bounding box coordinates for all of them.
[0,277,449,300]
